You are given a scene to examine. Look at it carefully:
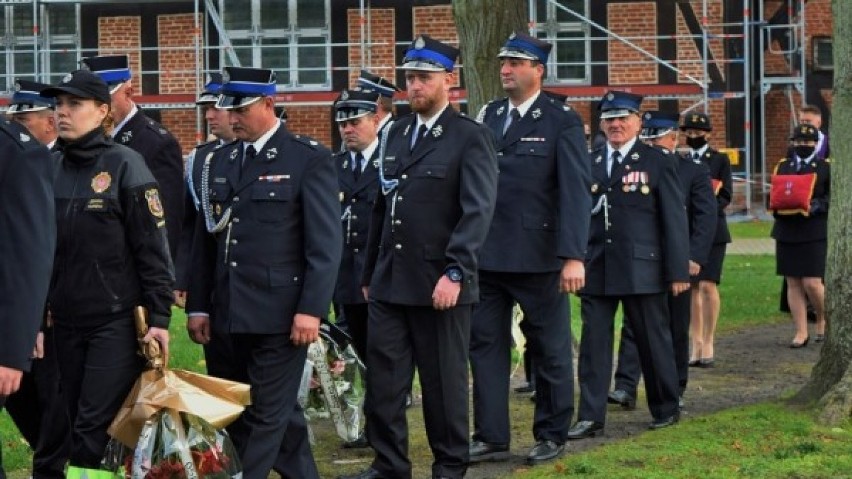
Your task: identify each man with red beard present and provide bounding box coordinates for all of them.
[339,35,498,479]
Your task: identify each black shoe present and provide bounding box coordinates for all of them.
[469,440,510,463]
[698,358,715,368]
[337,468,383,479]
[607,389,637,410]
[815,334,825,343]
[342,434,369,449]
[790,336,810,349]
[514,384,535,394]
[565,420,604,440]
[529,393,536,402]
[525,440,565,465]
[649,413,680,430]
[688,359,701,367]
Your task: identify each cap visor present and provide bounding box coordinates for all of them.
[335,110,372,122]
[399,60,447,72]
[216,94,263,110]
[600,109,633,119]
[497,48,539,61]
[195,93,220,105]
[6,104,51,114]
[108,81,127,95]
[41,85,99,101]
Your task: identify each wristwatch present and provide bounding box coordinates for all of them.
[445,267,463,283]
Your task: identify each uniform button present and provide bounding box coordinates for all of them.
[351,215,358,220]
[229,261,238,267]
[353,248,360,253]
[605,239,612,244]
[233,196,239,202]
[352,232,358,237]
[351,198,357,203]
[396,196,403,202]
[293,276,299,281]
[394,243,402,250]
[230,239,238,245]
[607,187,612,192]
[393,219,402,225]
[233,217,240,223]
[269,192,276,197]
[401,174,408,180]
[543,222,549,228]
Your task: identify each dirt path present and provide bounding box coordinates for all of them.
[321,319,818,478]
[466,319,819,478]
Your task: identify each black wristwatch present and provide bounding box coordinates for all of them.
[445,267,463,283]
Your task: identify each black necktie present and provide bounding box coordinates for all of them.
[503,109,521,137]
[608,151,621,178]
[353,152,364,180]
[243,145,257,167]
[693,152,700,161]
[411,124,428,151]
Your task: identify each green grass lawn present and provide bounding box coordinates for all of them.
[729,219,773,239]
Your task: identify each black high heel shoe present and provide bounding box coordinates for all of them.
[790,336,810,349]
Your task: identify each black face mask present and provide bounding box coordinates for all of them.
[795,146,815,159]
[685,135,707,149]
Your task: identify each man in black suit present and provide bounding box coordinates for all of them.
[332,87,382,448]
[2,81,68,479]
[0,119,56,479]
[83,54,184,260]
[468,32,591,465]
[680,113,732,367]
[187,66,341,479]
[340,35,498,479]
[609,111,717,411]
[177,74,239,384]
[566,91,690,440]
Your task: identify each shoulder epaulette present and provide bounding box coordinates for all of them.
[0,120,34,149]
[293,134,321,149]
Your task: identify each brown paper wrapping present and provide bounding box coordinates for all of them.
[108,307,251,448]
[108,368,251,448]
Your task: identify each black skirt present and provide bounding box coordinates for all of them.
[776,239,827,278]
[696,243,727,284]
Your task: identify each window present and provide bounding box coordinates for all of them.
[812,36,832,72]
[0,4,81,91]
[529,0,590,84]
[219,0,330,90]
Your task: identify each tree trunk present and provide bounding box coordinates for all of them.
[791,0,852,424]
[452,0,527,116]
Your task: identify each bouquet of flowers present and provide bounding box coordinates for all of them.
[103,409,241,478]
[299,320,365,442]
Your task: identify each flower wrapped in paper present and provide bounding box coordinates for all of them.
[107,307,251,449]
[299,320,365,442]
[103,409,241,478]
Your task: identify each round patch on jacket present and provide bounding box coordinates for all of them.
[91,171,111,193]
[145,189,165,218]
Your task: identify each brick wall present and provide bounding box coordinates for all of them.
[286,106,333,149]
[98,16,142,92]
[607,2,657,85]
[158,14,202,95]
[347,9,395,87]
[804,0,832,67]
[675,1,726,83]
[161,109,198,157]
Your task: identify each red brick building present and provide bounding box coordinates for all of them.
[0,0,833,214]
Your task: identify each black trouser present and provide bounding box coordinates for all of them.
[53,316,143,467]
[4,327,69,478]
[470,271,573,445]
[614,290,691,397]
[366,301,470,479]
[203,319,239,380]
[341,303,369,361]
[578,294,679,423]
[224,333,318,479]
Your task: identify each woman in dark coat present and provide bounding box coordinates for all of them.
[770,124,830,348]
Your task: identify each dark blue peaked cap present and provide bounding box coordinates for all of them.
[216,67,277,110]
[640,111,680,139]
[498,31,552,63]
[401,35,459,72]
[7,79,55,114]
[335,87,380,121]
[197,72,224,105]
[357,70,400,98]
[82,55,131,92]
[598,90,643,119]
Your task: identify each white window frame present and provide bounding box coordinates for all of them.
[528,0,591,85]
[219,0,331,91]
[42,3,81,86]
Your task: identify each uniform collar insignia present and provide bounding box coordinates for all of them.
[595,155,602,164]
[530,108,541,119]
[496,105,505,116]
[120,131,133,144]
[343,159,349,169]
[230,148,238,160]
[373,158,380,168]
[266,147,277,159]
[432,124,443,138]
[404,124,411,136]
[630,152,640,160]
[19,132,29,142]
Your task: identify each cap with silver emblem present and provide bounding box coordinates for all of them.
[497,31,552,63]
[400,35,459,72]
[598,90,643,119]
[639,111,681,139]
[7,79,55,114]
[216,67,277,110]
[196,72,224,105]
[81,55,131,94]
[334,87,380,122]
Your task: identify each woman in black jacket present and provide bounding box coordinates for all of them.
[770,124,830,348]
[41,70,174,472]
